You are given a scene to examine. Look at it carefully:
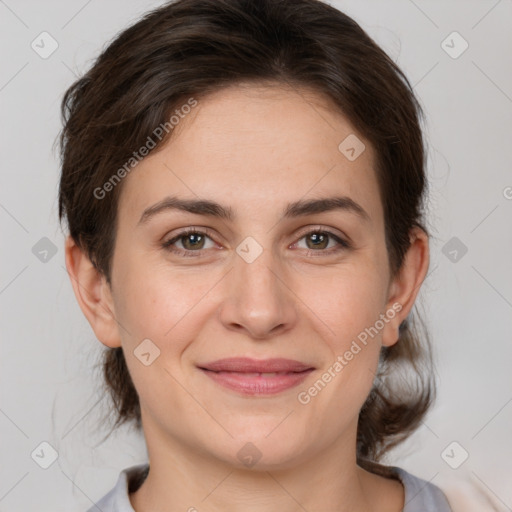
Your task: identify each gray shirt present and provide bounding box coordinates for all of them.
[86,463,453,511]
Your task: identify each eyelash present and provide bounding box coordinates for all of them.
[161,226,351,258]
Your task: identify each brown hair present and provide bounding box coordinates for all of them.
[58,0,435,477]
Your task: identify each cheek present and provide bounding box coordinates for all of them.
[115,271,201,343]
[303,261,389,344]
[294,269,388,419]
[298,263,388,401]
[111,265,209,409]
[111,250,224,372]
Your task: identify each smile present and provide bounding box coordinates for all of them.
[199,367,314,395]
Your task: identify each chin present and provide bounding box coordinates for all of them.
[206,427,309,471]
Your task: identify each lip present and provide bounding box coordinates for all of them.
[198,357,314,373]
[197,357,315,396]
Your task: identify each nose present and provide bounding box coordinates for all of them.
[218,247,298,340]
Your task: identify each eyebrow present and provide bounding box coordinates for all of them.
[137,195,370,225]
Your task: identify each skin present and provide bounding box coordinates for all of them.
[65,82,429,512]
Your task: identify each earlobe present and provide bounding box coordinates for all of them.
[381,227,430,347]
[64,235,122,348]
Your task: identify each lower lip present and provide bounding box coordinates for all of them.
[200,369,314,395]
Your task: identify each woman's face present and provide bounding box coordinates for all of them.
[93,83,423,468]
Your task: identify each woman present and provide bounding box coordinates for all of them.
[58,0,453,510]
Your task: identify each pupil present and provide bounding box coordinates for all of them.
[309,232,327,249]
[184,233,203,249]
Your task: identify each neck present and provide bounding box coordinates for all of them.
[129,418,403,512]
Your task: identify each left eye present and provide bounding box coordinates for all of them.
[293,230,349,253]
[161,228,350,257]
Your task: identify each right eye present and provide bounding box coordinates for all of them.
[161,227,219,257]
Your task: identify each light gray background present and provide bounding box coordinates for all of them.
[1,0,511,511]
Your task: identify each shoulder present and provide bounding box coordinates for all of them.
[89,462,454,512]
[389,466,453,512]
[85,463,149,512]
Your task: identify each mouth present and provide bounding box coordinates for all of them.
[197,358,315,396]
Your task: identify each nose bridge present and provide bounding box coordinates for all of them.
[235,242,284,310]
[237,243,280,299]
[219,240,297,338]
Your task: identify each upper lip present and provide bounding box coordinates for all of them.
[198,357,314,373]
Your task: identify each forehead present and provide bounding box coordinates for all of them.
[117,83,383,227]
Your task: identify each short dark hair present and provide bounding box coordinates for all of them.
[58,0,434,478]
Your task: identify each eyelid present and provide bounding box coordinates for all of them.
[292,224,350,244]
[164,225,216,241]
[162,226,219,249]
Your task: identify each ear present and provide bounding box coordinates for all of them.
[381,227,430,347]
[64,235,122,348]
